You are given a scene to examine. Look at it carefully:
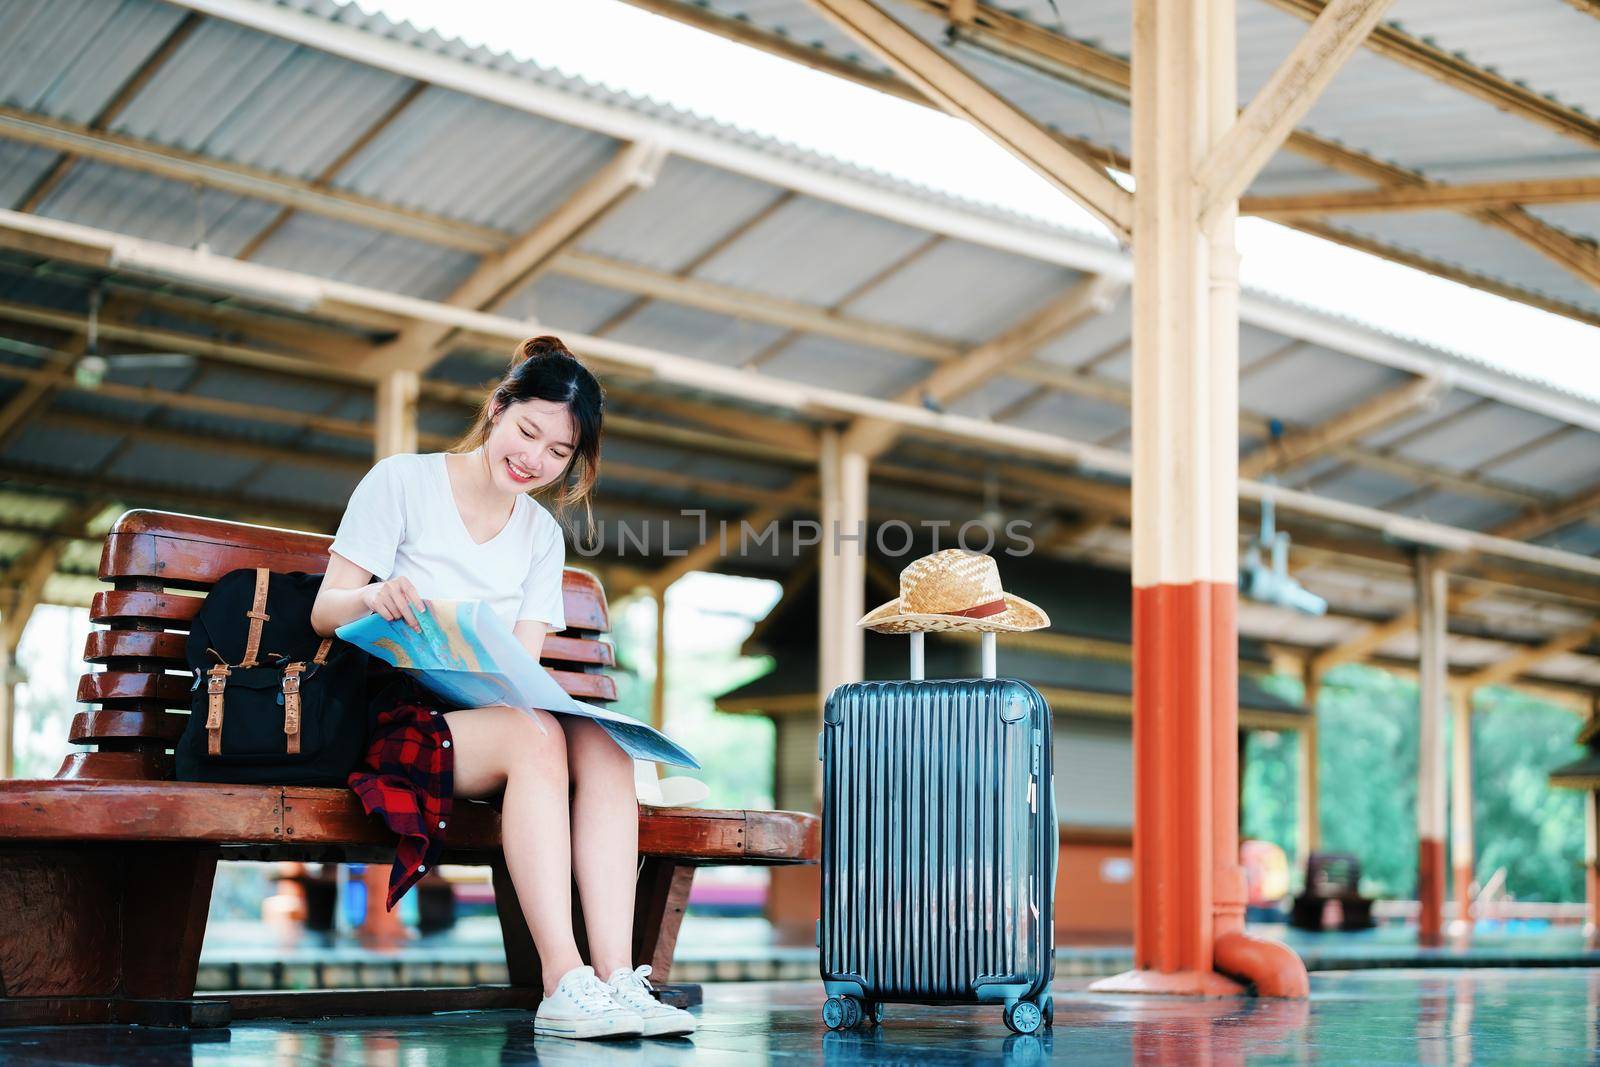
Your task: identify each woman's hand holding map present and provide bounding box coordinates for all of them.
[362,575,428,633]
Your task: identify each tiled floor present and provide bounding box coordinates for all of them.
[3,970,1597,1065]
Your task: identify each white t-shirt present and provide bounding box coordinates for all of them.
[329,451,567,631]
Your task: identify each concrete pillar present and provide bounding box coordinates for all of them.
[1416,552,1449,946]
[374,367,420,460]
[651,586,667,732]
[1297,665,1323,869]
[816,429,866,706]
[1450,687,1475,930]
[1093,0,1306,998]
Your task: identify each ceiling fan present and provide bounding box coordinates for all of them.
[73,288,194,389]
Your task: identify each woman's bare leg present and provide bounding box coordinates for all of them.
[446,705,582,995]
[562,717,640,979]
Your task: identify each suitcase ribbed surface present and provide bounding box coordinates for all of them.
[820,678,1050,1001]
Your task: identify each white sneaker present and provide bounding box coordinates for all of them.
[535,965,645,1040]
[606,965,697,1038]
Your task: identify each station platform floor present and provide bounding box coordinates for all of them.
[194,915,1600,991]
[2,969,1596,1065]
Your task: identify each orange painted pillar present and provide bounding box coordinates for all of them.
[1450,688,1475,933]
[1092,0,1304,998]
[1415,553,1449,947]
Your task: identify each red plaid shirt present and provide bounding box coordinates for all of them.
[348,698,454,912]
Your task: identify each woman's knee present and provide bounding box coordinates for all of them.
[508,707,567,773]
[452,706,566,777]
[565,718,632,779]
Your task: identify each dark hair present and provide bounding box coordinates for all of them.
[451,335,604,538]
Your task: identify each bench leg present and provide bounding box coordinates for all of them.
[0,844,219,1025]
[122,845,219,998]
[632,858,695,982]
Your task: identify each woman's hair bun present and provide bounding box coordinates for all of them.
[512,335,578,366]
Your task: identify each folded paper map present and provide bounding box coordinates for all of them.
[337,600,698,769]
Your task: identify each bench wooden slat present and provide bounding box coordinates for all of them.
[102,529,331,590]
[56,751,174,781]
[78,671,193,706]
[84,630,190,662]
[545,668,617,702]
[70,710,188,745]
[0,783,815,866]
[541,635,614,668]
[90,590,203,626]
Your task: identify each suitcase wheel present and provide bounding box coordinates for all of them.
[1004,999,1042,1035]
[822,995,864,1030]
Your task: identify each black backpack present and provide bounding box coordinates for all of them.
[175,568,369,786]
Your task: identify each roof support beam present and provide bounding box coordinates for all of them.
[1495,478,1600,542]
[1239,374,1443,478]
[360,140,667,376]
[839,273,1124,460]
[1479,207,1600,292]
[555,250,963,362]
[803,0,1133,241]
[1243,176,1600,218]
[1196,0,1394,231]
[3,210,1597,579]
[1459,619,1600,691]
[899,2,1600,321]
[0,107,505,255]
[1263,0,1600,153]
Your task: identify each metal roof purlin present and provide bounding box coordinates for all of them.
[3,208,1596,580]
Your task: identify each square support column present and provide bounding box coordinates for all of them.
[374,367,419,461]
[817,429,866,706]
[1451,687,1475,931]
[1416,552,1449,946]
[1094,0,1306,998]
[1297,664,1323,868]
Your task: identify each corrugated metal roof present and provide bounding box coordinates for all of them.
[112,14,415,177]
[0,0,190,124]
[676,0,1600,324]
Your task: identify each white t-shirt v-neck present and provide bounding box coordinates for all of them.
[329,451,567,631]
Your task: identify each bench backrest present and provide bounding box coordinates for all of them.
[64,509,613,782]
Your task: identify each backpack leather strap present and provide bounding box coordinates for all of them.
[281,662,305,755]
[312,638,333,666]
[205,663,231,756]
[239,568,271,669]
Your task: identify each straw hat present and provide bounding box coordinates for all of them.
[858,549,1049,634]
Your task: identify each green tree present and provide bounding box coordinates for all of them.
[1241,664,1586,903]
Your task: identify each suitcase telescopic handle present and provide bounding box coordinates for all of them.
[908,631,997,679]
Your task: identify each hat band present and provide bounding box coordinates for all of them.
[940,597,1007,620]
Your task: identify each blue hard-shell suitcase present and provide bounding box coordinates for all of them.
[818,635,1057,1034]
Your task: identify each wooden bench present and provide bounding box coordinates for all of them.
[1288,851,1376,932]
[0,510,817,1028]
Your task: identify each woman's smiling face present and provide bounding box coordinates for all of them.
[484,397,577,494]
